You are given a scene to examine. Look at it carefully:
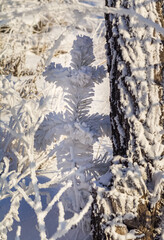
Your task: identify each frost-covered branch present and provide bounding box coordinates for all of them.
[104,6,164,35]
[50,195,93,240]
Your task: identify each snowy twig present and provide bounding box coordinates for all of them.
[50,195,93,240]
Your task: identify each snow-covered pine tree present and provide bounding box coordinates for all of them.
[92,1,164,240]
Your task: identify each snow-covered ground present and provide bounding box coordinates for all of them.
[0,1,112,239]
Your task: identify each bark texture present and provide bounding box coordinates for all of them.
[92,1,164,239]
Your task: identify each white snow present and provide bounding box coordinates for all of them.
[0,0,112,239]
[1,0,163,239]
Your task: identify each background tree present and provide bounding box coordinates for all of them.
[92,0,164,239]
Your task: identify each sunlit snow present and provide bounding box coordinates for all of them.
[0,0,112,240]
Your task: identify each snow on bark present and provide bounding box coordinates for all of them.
[92,0,164,239]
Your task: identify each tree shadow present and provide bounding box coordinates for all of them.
[34,35,112,173]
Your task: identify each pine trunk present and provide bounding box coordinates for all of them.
[92,1,164,239]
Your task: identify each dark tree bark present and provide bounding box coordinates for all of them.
[92,1,164,239]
